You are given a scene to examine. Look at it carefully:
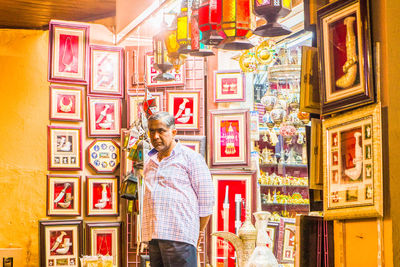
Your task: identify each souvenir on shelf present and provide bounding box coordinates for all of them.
[86,176,119,217]
[47,175,81,216]
[87,139,120,173]
[39,220,83,267]
[48,20,89,84]
[87,96,122,137]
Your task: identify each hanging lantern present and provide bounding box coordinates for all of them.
[165,17,181,59]
[239,50,258,72]
[198,0,223,45]
[120,172,138,200]
[153,21,174,81]
[177,0,194,54]
[190,0,215,57]
[169,54,187,72]
[217,0,254,50]
[253,0,292,37]
[255,40,276,65]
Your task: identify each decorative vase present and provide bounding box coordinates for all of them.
[261,90,277,111]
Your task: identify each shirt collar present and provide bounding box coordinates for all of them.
[148,140,182,159]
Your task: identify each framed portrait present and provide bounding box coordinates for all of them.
[140,255,150,267]
[310,118,323,190]
[120,129,133,178]
[47,175,81,216]
[87,139,120,173]
[209,109,250,168]
[176,135,206,157]
[322,103,382,220]
[86,176,119,216]
[145,53,185,87]
[85,222,122,267]
[39,220,83,267]
[50,84,84,121]
[89,45,124,97]
[214,70,245,102]
[48,126,82,171]
[127,92,163,127]
[48,20,89,84]
[277,218,296,264]
[211,170,256,267]
[300,46,320,114]
[167,90,200,131]
[266,221,280,256]
[87,96,122,137]
[317,0,374,115]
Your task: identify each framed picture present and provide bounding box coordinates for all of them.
[120,129,133,178]
[300,46,320,114]
[145,53,185,87]
[86,176,119,216]
[87,96,122,137]
[39,220,83,267]
[48,21,89,84]
[322,103,382,220]
[176,135,206,157]
[266,221,280,256]
[50,84,84,121]
[167,90,200,131]
[127,92,163,127]
[317,0,374,115]
[140,255,150,267]
[211,170,256,267]
[48,126,82,170]
[87,139,120,173]
[277,218,296,264]
[47,175,81,216]
[209,109,250,168]
[85,222,122,267]
[214,70,245,102]
[89,45,124,97]
[309,118,323,190]
[304,0,330,46]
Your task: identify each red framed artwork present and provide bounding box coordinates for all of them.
[86,176,119,216]
[50,84,84,121]
[87,96,122,137]
[47,175,81,216]
[176,135,206,157]
[85,222,122,267]
[167,90,200,131]
[127,92,163,127]
[47,126,82,171]
[214,70,245,102]
[48,20,89,84]
[317,0,374,114]
[39,220,83,267]
[89,45,124,97]
[145,53,185,87]
[211,170,256,267]
[125,46,145,92]
[87,139,120,173]
[266,221,280,257]
[209,109,250,168]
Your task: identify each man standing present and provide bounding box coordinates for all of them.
[143,112,215,267]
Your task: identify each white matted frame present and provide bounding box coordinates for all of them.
[127,92,163,127]
[50,84,84,121]
[167,90,200,131]
[87,96,122,137]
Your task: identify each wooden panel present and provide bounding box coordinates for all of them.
[0,0,116,29]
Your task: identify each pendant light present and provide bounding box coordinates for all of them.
[153,20,174,81]
[190,0,215,57]
[198,0,223,46]
[217,0,254,50]
[177,0,194,54]
[253,0,292,37]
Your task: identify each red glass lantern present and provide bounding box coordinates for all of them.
[217,0,254,50]
[253,0,292,37]
[198,0,223,46]
[190,0,215,57]
[153,22,174,81]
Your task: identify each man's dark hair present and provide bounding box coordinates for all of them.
[148,111,176,129]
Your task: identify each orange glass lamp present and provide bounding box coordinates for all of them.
[217,0,254,50]
[190,0,215,57]
[177,0,195,54]
[198,0,223,46]
[253,0,292,37]
[153,22,174,81]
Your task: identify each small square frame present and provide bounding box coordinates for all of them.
[127,91,163,127]
[214,70,245,102]
[47,126,82,171]
[176,135,206,157]
[167,90,200,131]
[50,84,84,121]
[86,176,119,217]
[87,96,122,137]
[47,174,81,216]
[145,53,185,87]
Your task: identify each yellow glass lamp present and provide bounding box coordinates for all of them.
[153,21,174,81]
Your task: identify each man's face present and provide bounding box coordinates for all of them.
[148,119,176,153]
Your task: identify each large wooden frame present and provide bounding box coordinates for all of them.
[39,220,83,267]
[167,90,200,131]
[48,20,89,84]
[47,126,82,171]
[322,103,382,220]
[87,96,122,137]
[89,45,124,98]
[85,222,122,267]
[50,84,84,121]
[47,174,81,216]
[211,170,256,267]
[209,109,250,168]
[86,176,120,217]
[317,0,374,115]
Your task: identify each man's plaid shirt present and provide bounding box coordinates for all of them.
[142,142,215,247]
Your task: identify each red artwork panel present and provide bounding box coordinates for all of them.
[340,127,362,183]
[58,34,79,74]
[57,94,77,114]
[173,97,194,125]
[49,230,74,256]
[96,233,113,256]
[94,102,116,131]
[221,77,238,95]
[92,182,113,210]
[53,182,75,210]
[220,120,240,158]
